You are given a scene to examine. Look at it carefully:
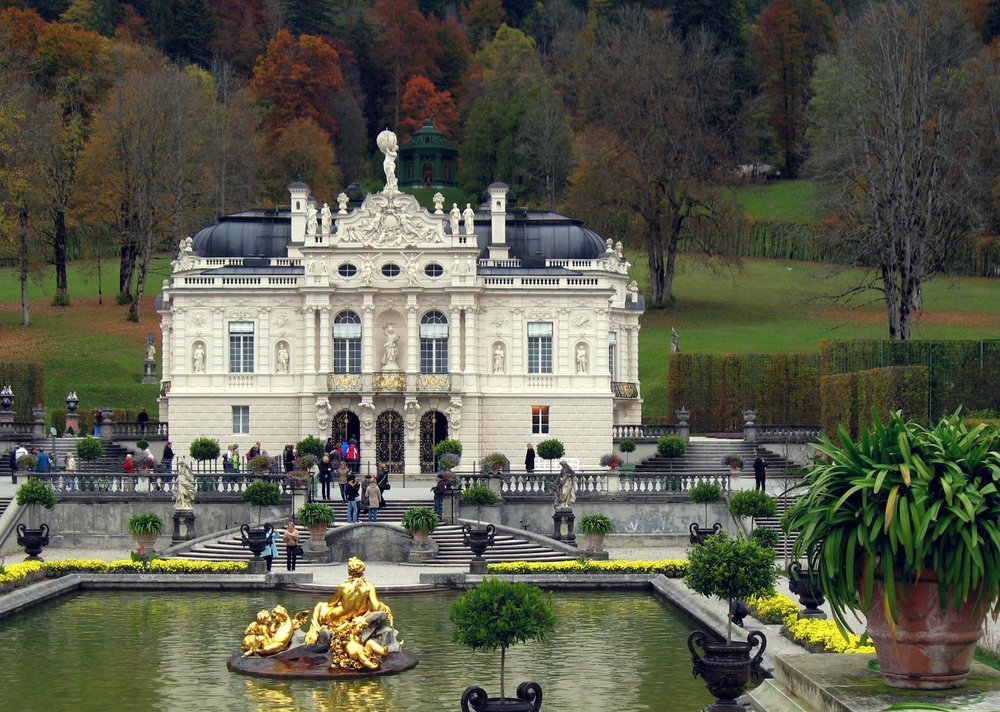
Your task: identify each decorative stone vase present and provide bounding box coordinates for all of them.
[689,522,722,545]
[308,523,328,551]
[461,682,543,712]
[412,530,431,548]
[463,523,496,574]
[585,533,605,552]
[786,561,825,617]
[866,573,988,689]
[240,523,270,559]
[688,630,766,711]
[133,533,158,551]
[17,523,50,559]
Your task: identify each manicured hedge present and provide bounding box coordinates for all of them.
[0,362,44,422]
[819,372,857,439]
[820,340,997,420]
[0,559,249,595]
[669,353,820,433]
[487,560,689,576]
[819,366,928,438]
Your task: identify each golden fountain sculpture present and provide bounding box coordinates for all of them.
[229,557,416,679]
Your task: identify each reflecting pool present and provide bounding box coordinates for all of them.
[0,589,714,711]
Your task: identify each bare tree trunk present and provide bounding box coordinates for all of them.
[53,206,69,306]
[128,233,152,322]
[18,209,29,326]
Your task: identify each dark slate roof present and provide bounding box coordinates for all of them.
[192,209,290,258]
[189,203,608,262]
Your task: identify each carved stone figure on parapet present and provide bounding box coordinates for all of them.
[377,129,399,194]
[463,203,475,235]
[337,192,349,214]
[320,203,332,235]
[450,203,461,235]
[306,204,318,237]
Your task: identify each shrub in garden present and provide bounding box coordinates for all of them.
[189,437,221,463]
[295,435,325,460]
[657,435,686,458]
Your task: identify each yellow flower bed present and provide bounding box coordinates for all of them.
[784,615,874,654]
[0,558,249,595]
[747,592,798,624]
[487,560,689,577]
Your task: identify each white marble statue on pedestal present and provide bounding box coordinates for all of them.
[463,204,475,235]
[450,204,461,235]
[306,204,318,237]
[382,323,400,370]
[320,203,332,235]
[377,129,399,194]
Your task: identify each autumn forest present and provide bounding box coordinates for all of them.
[2,0,1000,339]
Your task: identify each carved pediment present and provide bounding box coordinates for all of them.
[336,192,444,248]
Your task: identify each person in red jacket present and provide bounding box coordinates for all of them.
[123,454,136,474]
[345,438,360,474]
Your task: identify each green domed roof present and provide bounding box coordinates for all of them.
[403,119,457,151]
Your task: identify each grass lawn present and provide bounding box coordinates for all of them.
[2,252,998,423]
[732,180,822,223]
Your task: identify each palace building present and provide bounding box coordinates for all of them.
[157,129,643,475]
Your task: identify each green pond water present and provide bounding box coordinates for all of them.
[0,589,715,712]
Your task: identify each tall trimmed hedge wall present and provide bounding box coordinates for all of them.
[819,366,929,439]
[0,363,44,421]
[820,340,1000,419]
[668,353,820,433]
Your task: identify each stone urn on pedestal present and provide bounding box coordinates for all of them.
[461,484,501,573]
[578,513,613,553]
[15,479,57,561]
[786,560,826,618]
[127,512,164,553]
[296,502,335,555]
[402,507,440,563]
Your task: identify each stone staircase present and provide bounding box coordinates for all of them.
[752,494,799,558]
[2,438,133,475]
[634,438,796,476]
[0,497,11,518]
[171,498,576,566]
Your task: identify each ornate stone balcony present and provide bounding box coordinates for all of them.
[417,374,451,392]
[612,381,639,399]
[327,374,363,392]
[373,372,406,392]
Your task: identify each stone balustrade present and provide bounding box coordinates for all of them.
[454,469,730,499]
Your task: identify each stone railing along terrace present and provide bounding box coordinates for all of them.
[456,470,731,498]
[28,472,300,497]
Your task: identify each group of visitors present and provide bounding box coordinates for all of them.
[7,444,78,485]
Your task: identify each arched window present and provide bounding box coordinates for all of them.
[420,310,449,374]
[333,311,361,374]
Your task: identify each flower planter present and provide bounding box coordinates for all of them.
[308,523,328,551]
[786,561,825,617]
[585,533,605,552]
[461,682,542,712]
[412,530,431,548]
[463,523,496,574]
[133,533,158,551]
[17,523,50,559]
[240,524,270,559]
[689,522,722,545]
[866,573,988,690]
[688,630,766,710]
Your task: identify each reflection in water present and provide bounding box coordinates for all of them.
[0,589,714,712]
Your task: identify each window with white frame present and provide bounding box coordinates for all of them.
[232,405,250,434]
[333,311,361,373]
[228,321,255,373]
[420,310,449,374]
[531,405,550,434]
[527,322,553,373]
[608,332,618,379]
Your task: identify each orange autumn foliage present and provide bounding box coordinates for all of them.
[397,76,459,140]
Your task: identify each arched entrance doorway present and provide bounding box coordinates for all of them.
[419,410,449,473]
[331,410,360,450]
[376,410,404,473]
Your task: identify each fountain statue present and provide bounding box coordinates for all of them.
[228,557,416,679]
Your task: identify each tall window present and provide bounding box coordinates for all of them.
[531,405,550,434]
[228,322,254,373]
[608,332,618,379]
[527,322,553,373]
[333,311,361,373]
[420,310,449,373]
[232,405,250,434]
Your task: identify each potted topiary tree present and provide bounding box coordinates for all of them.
[461,484,501,572]
[688,481,724,544]
[128,512,164,551]
[727,490,777,538]
[618,438,636,467]
[658,435,686,483]
[578,513,613,552]
[240,480,282,564]
[684,533,776,708]
[295,435,325,461]
[297,502,335,552]
[401,506,439,547]
[535,439,564,473]
[451,578,555,712]
[480,452,510,476]
[785,411,1000,690]
[190,437,221,491]
[15,478,57,560]
[76,437,103,489]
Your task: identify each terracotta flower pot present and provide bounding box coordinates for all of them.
[866,573,988,689]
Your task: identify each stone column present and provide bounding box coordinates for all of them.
[362,301,375,374]
[449,305,462,375]
[31,406,46,440]
[318,307,331,374]
[212,307,225,373]
[552,507,577,546]
[406,298,418,374]
[463,307,478,375]
[303,306,316,373]
[630,324,641,382]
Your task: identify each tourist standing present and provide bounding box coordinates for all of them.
[261,523,277,572]
[9,447,18,483]
[93,409,104,437]
[283,444,296,474]
[432,471,452,521]
[344,474,360,523]
[136,407,149,435]
[35,448,50,479]
[123,453,136,474]
[753,453,767,492]
[247,442,261,460]
[525,443,535,473]
[364,475,381,522]
[162,442,175,473]
[283,520,300,571]
[336,461,350,501]
[345,438,360,474]
[324,437,337,456]
[376,463,390,506]
[319,455,333,500]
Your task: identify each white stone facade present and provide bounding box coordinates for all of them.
[158,135,643,475]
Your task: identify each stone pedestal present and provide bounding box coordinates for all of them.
[171,509,196,543]
[142,359,157,384]
[443,490,458,525]
[552,507,576,546]
[65,413,80,436]
[247,558,267,574]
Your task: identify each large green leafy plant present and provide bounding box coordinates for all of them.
[450,578,555,701]
[242,480,282,523]
[785,411,1000,632]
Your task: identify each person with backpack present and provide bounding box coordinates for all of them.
[345,438,360,474]
[344,474,360,523]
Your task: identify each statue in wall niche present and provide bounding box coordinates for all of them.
[493,344,505,374]
[277,343,290,373]
[377,129,399,194]
[193,343,206,373]
[576,344,588,374]
[450,203,461,235]
[463,203,475,235]
[306,204,318,237]
[320,203,332,235]
[382,323,400,370]
[359,256,374,286]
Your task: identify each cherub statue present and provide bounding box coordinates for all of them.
[241,605,310,657]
